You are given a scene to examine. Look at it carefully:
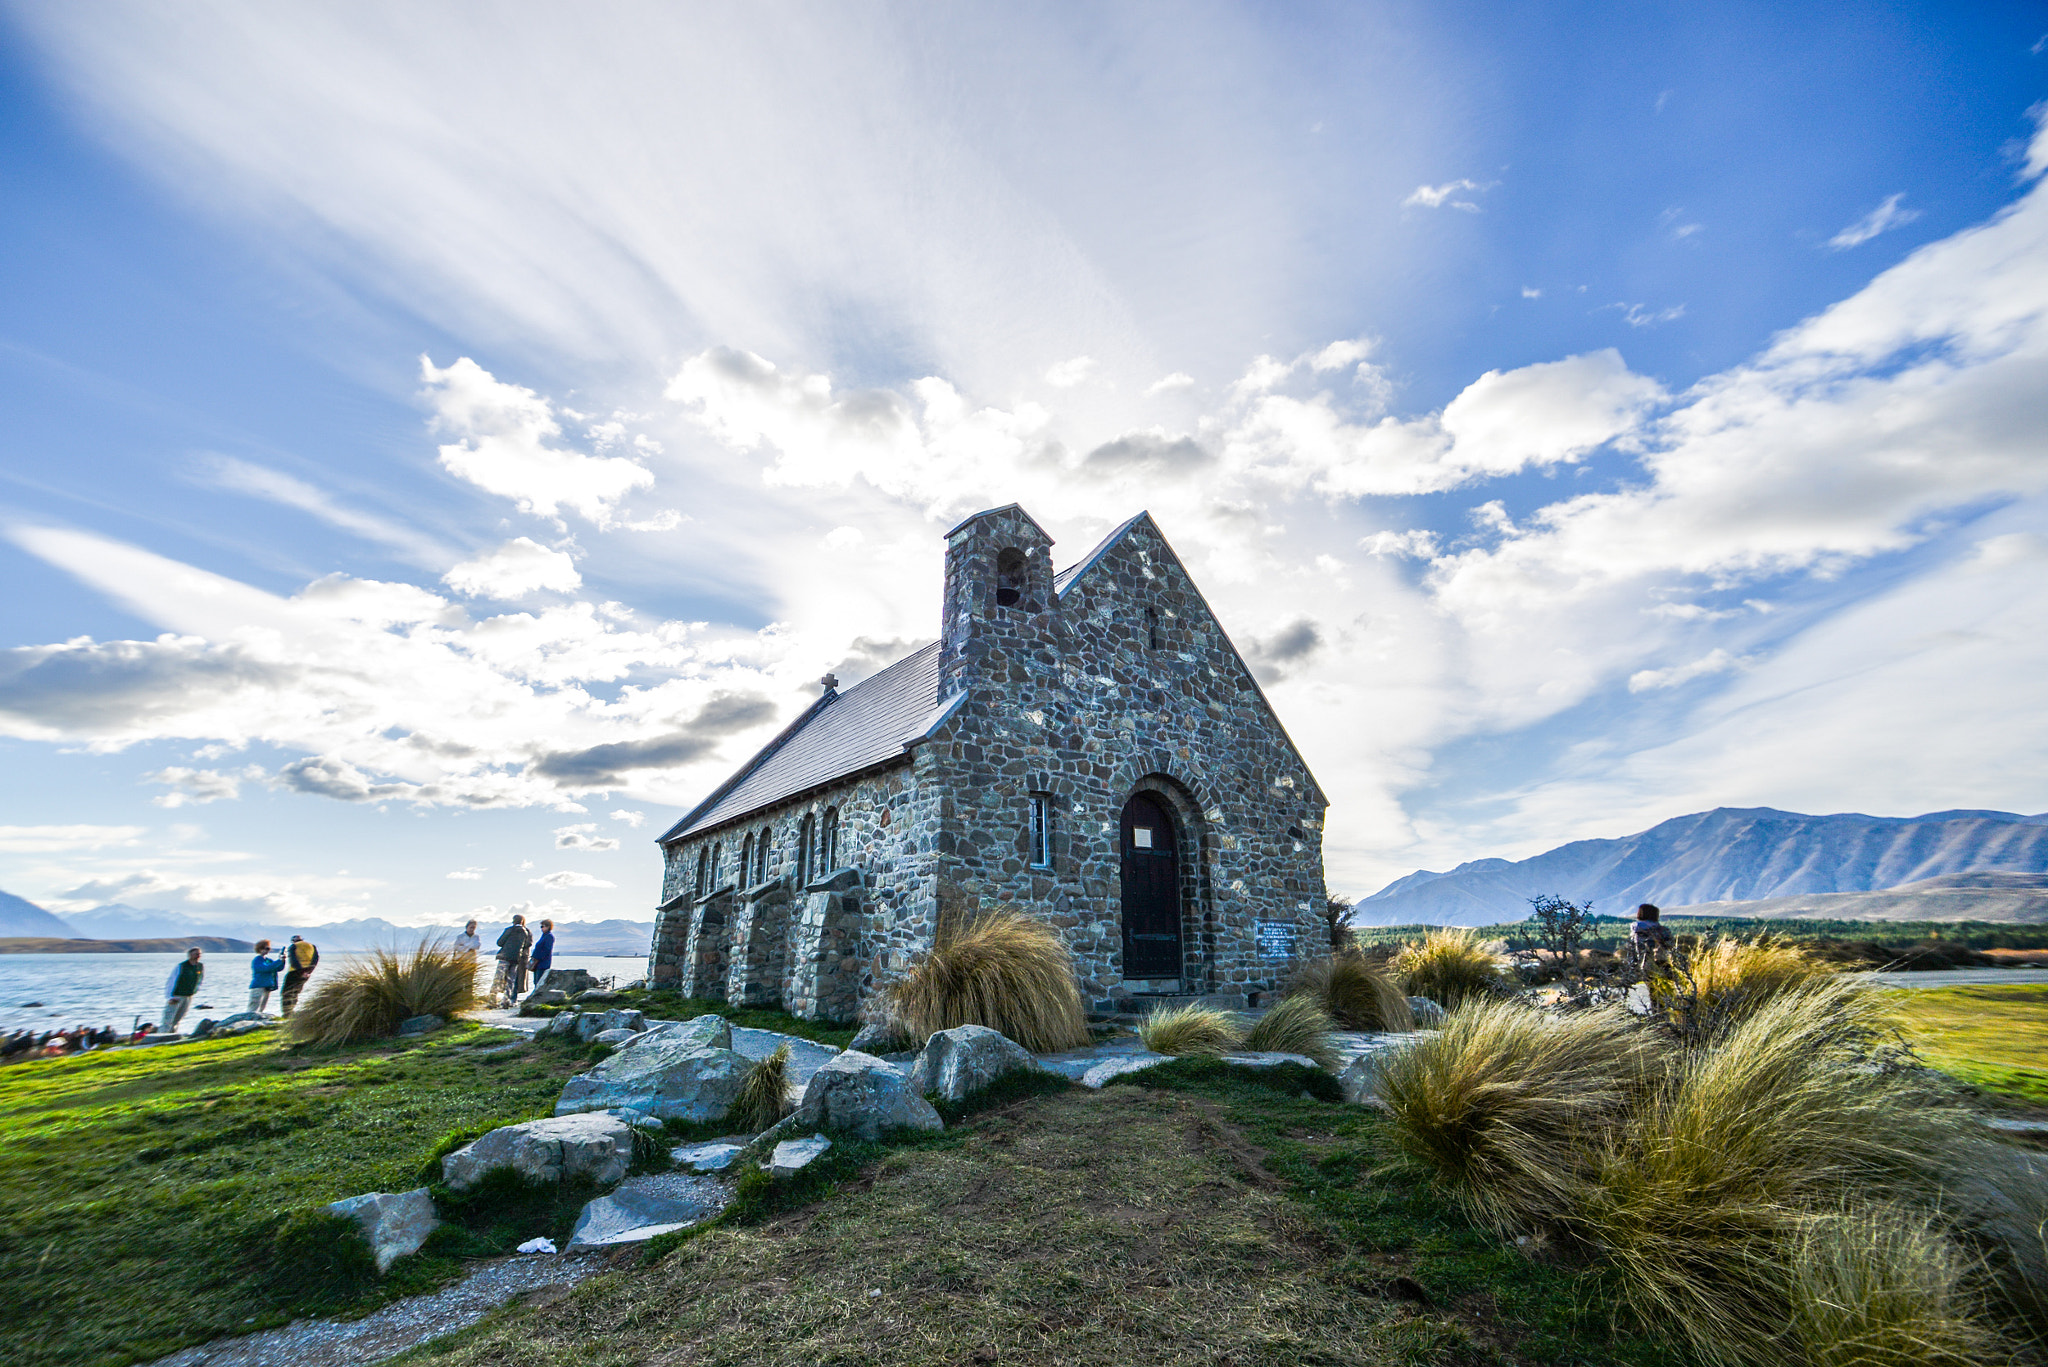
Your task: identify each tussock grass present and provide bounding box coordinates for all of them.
[1241,993,1339,1069]
[1662,936,1836,1035]
[884,908,1090,1053]
[733,1043,791,1133]
[1138,1003,1243,1058]
[1377,998,1661,1233]
[286,940,480,1047]
[1290,948,1414,1032]
[1393,927,1507,1010]
[1788,1207,2008,1367]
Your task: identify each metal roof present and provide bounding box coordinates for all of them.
[656,642,944,844]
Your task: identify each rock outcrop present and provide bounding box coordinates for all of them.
[441,1112,635,1191]
[906,1024,1038,1102]
[788,1049,942,1140]
[554,1015,749,1121]
[328,1188,440,1273]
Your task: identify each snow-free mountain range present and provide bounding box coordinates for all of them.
[1354,807,2048,927]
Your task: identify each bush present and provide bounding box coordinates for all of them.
[1392,928,1507,1010]
[1788,1207,2008,1367]
[1378,998,1660,1234]
[1289,949,1414,1032]
[1241,993,1339,1069]
[1660,936,1836,1037]
[733,1043,790,1132]
[884,908,1090,1053]
[286,939,480,1047]
[1138,1003,1242,1058]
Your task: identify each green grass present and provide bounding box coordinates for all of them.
[0,1024,595,1367]
[540,988,858,1048]
[1889,982,2048,1103]
[1350,918,2048,953]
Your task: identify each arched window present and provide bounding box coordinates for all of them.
[709,842,722,889]
[795,813,815,887]
[1146,605,1162,651]
[694,846,709,897]
[820,807,840,871]
[755,827,771,884]
[995,547,1025,607]
[738,833,754,887]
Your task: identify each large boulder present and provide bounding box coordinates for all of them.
[328,1188,440,1273]
[555,1024,751,1121]
[640,1014,733,1050]
[789,1050,942,1141]
[534,967,596,996]
[768,1134,831,1178]
[1332,1032,1437,1105]
[848,1019,909,1054]
[1405,996,1447,1028]
[568,1173,729,1248]
[906,1024,1039,1102]
[575,1008,648,1042]
[441,1112,635,1191]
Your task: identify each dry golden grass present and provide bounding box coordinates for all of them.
[1392,928,1506,1010]
[1137,1004,1242,1058]
[285,939,479,1047]
[1242,994,1339,1069]
[1787,1207,2008,1367]
[734,1043,792,1132]
[884,908,1090,1054]
[1377,998,1661,1233]
[1290,949,1414,1032]
[1659,936,1836,1035]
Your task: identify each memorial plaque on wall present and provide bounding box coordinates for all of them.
[1255,919,1299,962]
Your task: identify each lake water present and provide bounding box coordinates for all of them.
[0,952,645,1034]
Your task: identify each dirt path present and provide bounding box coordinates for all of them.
[141,1254,609,1367]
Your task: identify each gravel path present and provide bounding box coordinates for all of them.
[142,1254,607,1367]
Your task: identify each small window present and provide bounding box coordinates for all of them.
[795,813,814,886]
[1132,825,1155,849]
[1028,795,1053,868]
[694,847,709,898]
[754,827,771,884]
[995,547,1025,607]
[738,833,754,886]
[710,842,722,888]
[1146,606,1161,651]
[821,807,840,870]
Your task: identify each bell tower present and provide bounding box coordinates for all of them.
[936,503,1059,703]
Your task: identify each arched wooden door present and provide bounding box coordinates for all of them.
[1120,792,1182,980]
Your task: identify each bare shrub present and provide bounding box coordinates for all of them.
[285,939,479,1047]
[884,908,1090,1053]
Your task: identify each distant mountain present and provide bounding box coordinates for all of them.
[57,904,653,955]
[0,936,256,954]
[1671,871,2048,924]
[0,890,78,938]
[1356,807,2048,927]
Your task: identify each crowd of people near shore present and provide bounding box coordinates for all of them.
[3,914,566,1063]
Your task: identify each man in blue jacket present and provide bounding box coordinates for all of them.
[247,939,285,1014]
[161,948,204,1033]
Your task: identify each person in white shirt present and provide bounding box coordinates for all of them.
[454,919,482,954]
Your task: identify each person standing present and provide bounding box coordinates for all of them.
[280,935,320,1017]
[247,939,285,1014]
[492,915,531,1008]
[527,918,556,996]
[161,948,204,1033]
[1628,904,1676,970]
[454,919,482,955]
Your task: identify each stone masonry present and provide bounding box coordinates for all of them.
[649,504,1329,1019]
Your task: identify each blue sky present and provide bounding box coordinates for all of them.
[1,1,2044,933]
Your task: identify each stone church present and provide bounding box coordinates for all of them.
[648,503,1329,1021]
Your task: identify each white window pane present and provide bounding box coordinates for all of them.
[1133,827,1153,848]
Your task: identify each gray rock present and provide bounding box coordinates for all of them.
[1220,1051,1322,1070]
[534,968,596,996]
[1078,1053,1172,1088]
[189,1019,218,1040]
[567,1172,729,1247]
[216,1011,268,1029]
[612,1106,663,1131]
[1405,996,1447,1028]
[907,1024,1039,1101]
[534,1010,579,1040]
[215,1020,269,1037]
[672,1139,749,1173]
[728,1025,842,1099]
[768,1134,832,1178]
[637,1014,731,1050]
[591,1028,640,1045]
[616,978,646,991]
[848,1019,909,1054]
[1332,1031,1437,1104]
[575,1008,648,1043]
[398,1014,445,1035]
[789,1049,942,1141]
[328,1187,441,1273]
[524,989,569,1007]
[441,1112,635,1191]
[555,1039,752,1122]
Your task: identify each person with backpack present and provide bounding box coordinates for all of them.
[1628,904,1676,970]
[280,935,320,1017]
[492,915,532,1008]
[247,939,286,1014]
[161,948,204,1033]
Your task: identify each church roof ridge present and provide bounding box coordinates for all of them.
[943,502,1054,542]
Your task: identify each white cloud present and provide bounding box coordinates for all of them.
[51,866,379,926]
[1611,302,1686,327]
[1627,649,1744,692]
[1361,529,1439,559]
[443,538,582,600]
[1828,193,1920,250]
[1520,286,1541,299]
[1146,372,1195,395]
[531,870,616,889]
[201,456,446,563]
[609,809,645,827]
[553,823,620,851]
[1044,355,1097,388]
[1402,179,1491,211]
[143,765,257,807]
[446,867,485,880]
[422,356,654,525]
[0,824,147,854]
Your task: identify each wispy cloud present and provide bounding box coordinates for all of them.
[1401,178,1493,211]
[1828,193,1919,250]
